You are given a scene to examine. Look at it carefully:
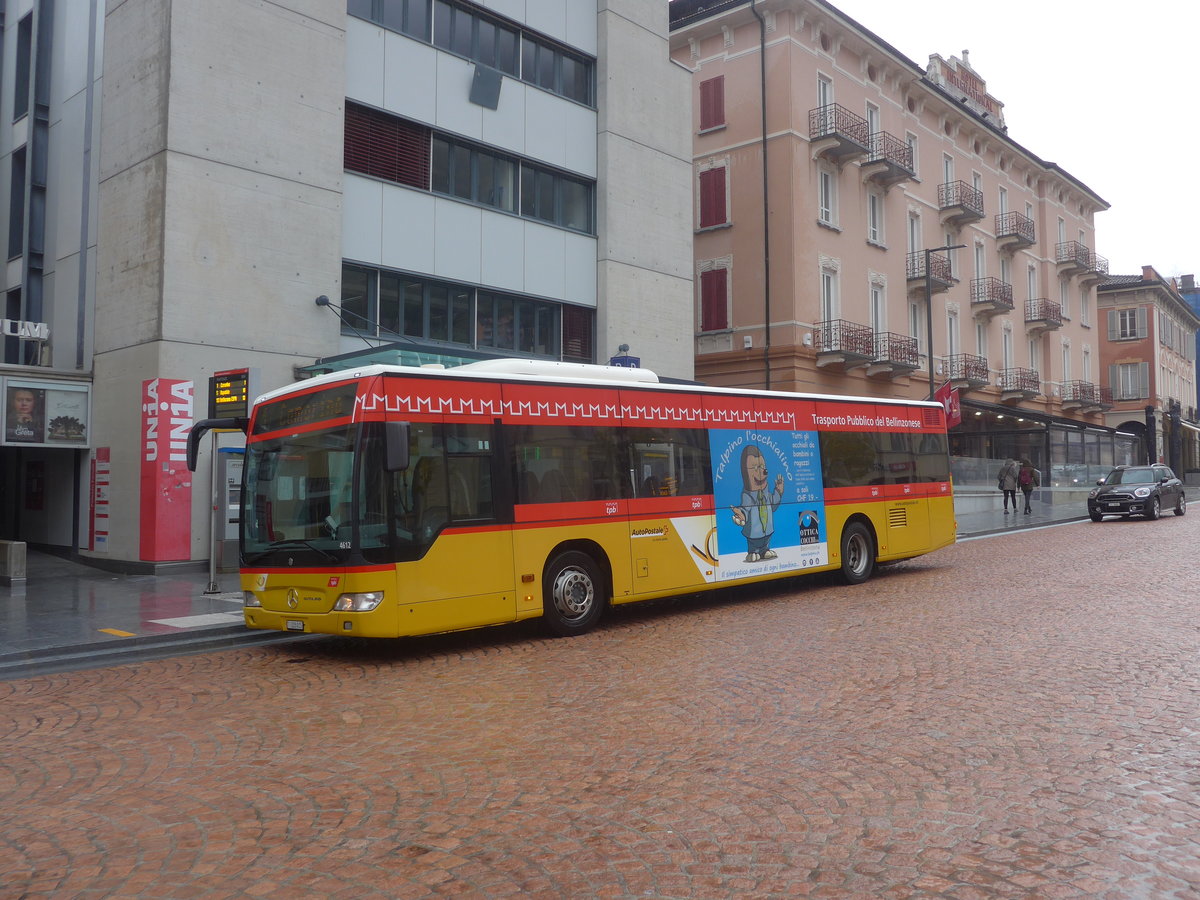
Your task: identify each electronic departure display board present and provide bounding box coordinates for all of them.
[208,368,252,419]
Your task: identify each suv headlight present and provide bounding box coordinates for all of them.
[333,591,384,612]
[243,591,262,608]
[1133,486,1152,498]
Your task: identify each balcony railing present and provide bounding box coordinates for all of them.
[1000,367,1040,396]
[1055,241,1090,274]
[1082,248,1110,283]
[863,131,914,186]
[808,103,869,164]
[970,277,1014,316]
[814,318,875,363]
[947,353,989,388]
[1097,386,1114,409]
[938,180,984,225]
[1062,380,1100,407]
[995,211,1035,250]
[1025,297,1062,331]
[872,331,919,370]
[906,251,953,293]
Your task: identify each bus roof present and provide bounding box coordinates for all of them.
[251,358,944,411]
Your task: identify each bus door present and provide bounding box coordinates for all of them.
[402,422,515,631]
[879,431,931,555]
[627,428,715,597]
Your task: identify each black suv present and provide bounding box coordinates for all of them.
[1088,464,1185,521]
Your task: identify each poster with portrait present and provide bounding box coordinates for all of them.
[5,385,46,443]
[3,380,90,446]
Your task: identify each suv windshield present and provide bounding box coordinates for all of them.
[1104,467,1155,485]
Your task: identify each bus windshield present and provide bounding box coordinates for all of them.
[242,425,360,566]
[242,422,464,567]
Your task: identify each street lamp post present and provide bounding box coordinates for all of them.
[924,244,966,401]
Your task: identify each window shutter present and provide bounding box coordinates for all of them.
[1107,308,1117,341]
[700,268,728,331]
[1139,361,1150,399]
[1136,307,1148,338]
[345,102,431,189]
[699,167,727,228]
[1108,363,1118,399]
[699,76,725,130]
[562,305,593,362]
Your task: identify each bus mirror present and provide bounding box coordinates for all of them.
[385,421,410,472]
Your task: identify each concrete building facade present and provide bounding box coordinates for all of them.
[0,0,692,570]
[668,0,1141,501]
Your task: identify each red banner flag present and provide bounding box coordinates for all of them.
[934,381,962,428]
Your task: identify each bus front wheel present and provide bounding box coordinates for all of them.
[839,522,875,585]
[543,551,605,637]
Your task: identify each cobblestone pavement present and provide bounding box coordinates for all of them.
[2,514,1199,899]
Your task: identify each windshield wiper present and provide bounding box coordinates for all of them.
[244,539,343,565]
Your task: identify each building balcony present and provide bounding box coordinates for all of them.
[861,131,915,187]
[970,277,1014,318]
[947,353,990,391]
[1062,380,1101,410]
[1055,241,1091,276]
[814,318,874,370]
[938,180,984,227]
[866,331,919,378]
[995,211,1035,252]
[808,103,869,166]
[1080,249,1109,286]
[1024,297,1062,334]
[1097,386,1114,410]
[906,251,953,295]
[1000,366,1041,401]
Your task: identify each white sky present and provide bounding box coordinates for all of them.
[825,0,1198,278]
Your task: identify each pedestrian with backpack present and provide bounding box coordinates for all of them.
[1017,459,1040,514]
[997,458,1019,513]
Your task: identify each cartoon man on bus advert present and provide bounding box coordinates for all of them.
[732,444,783,562]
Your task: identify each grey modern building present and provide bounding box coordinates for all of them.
[0,0,692,570]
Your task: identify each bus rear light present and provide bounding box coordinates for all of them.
[333,591,384,612]
[243,591,262,607]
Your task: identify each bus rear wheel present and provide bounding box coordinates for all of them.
[839,522,875,585]
[543,551,605,636]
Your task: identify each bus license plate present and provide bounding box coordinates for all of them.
[285,620,305,632]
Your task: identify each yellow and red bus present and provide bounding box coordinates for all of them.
[189,358,955,638]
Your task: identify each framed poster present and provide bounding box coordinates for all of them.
[3,380,90,447]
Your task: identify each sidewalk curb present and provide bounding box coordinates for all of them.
[0,625,316,681]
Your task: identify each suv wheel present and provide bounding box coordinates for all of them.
[1175,495,1187,517]
[1146,496,1161,520]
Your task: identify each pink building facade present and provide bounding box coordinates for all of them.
[1096,267,1200,473]
[669,0,1142,500]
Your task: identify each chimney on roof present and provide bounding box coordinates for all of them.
[1183,274,1195,291]
[962,49,970,66]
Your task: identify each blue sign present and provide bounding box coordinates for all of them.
[609,355,640,368]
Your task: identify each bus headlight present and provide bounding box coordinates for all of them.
[243,591,262,608]
[333,591,384,612]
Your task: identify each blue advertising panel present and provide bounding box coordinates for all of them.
[708,428,828,581]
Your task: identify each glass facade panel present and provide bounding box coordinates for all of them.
[379,273,402,336]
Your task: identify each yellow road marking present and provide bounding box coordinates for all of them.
[99,628,135,637]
